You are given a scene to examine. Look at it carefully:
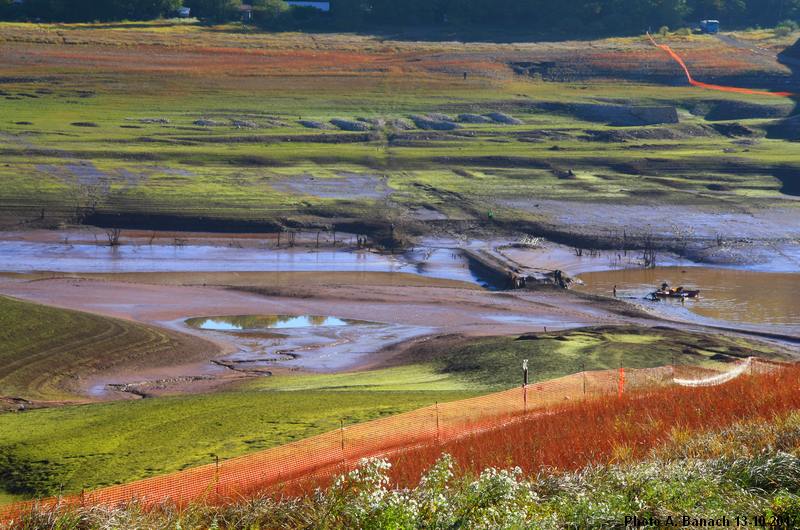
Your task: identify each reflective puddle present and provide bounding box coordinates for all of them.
[181,314,427,373]
[186,314,364,331]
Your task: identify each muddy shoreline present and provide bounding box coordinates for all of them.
[0,226,797,405]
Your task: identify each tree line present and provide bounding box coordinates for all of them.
[333,0,800,34]
[0,0,182,21]
[1,0,799,35]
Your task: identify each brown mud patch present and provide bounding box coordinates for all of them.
[0,273,622,401]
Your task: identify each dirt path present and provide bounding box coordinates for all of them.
[715,34,797,69]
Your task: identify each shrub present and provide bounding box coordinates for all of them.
[775,20,799,37]
[252,0,289,27]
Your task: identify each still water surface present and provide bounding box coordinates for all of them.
[186,315,359,331]
[579,267,800,327]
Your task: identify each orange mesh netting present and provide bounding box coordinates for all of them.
[648,33,795,98]
[0,358,789,521]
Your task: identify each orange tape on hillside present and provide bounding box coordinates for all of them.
[647,33,795,98]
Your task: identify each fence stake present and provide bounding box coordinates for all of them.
[435,402,440,445]
[214,454,220,500]
[523,359,529,414]
[340,419,346,467]
[582,363,587,396]
[523,385,528,414]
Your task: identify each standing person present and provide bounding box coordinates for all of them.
[463,71,468,80]
[613,285,617,298]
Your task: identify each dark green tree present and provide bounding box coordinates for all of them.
[185,0,241,21]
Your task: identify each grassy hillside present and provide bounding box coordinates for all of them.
[0,388,476,501]
[373,325,784,389]
[16,386,800,528]
[0,295,215,402]
[0,22,796,240]
[1,321,782,503]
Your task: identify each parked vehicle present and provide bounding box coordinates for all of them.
[700,20,720,34]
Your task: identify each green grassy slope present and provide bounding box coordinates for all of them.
[422,326,783,388]
[35,412,800,529]
[0,295,215,402]
[0,388,476,500]
[0,22,796,234]
[0,323,783,503]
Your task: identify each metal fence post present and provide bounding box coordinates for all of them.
[523,384,528,414]
[340,419,346,467]
[523,359,529,414]
[214,454,220,500]
[435,402,440,445]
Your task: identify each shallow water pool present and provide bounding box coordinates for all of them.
[186,314,361,331]
[578,266,800,328]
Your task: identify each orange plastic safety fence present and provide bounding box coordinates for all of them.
[647,33,795,98]
[0,359,786,521]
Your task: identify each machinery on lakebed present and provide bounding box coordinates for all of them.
[648,282,700,301]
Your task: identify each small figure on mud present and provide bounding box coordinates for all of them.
[613,285,617,297]
[554,269,566,289]
[463,71,468,80]
[661,281,669,291]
